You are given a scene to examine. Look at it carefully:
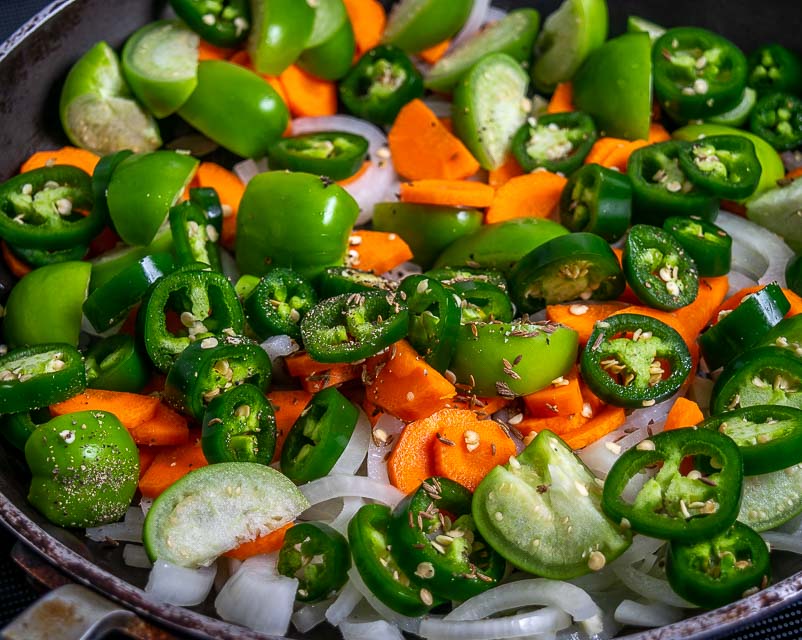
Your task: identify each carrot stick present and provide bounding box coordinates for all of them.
[128,403,190,447]
[579,379,606,416]
[337,160,371,187]
[610,305,696,351]
[388,99,480,181]
[600,139,649,173]
[195,161,245,249]
[268,389,312,461]
[399,179,495,208]
[522,366,585,419]
[663,397,704,431]
[137,446,158,478]
[449,395,511,419]
[545,301,629,346]
[387,411,440,494]
[343,0,386,56]
[366,340,456,422]
[673,276,729,336]
[584,138,629,167]
[138,436,208,498]
[20,146,100,176]
[560,405,627,450]
[279,65,338,117]
[547,82,574,114]
[648,123,671,143]
[51,389,160,429]
[488,155,525,188]
[347,229,414,274]
[431,413,517,491]
[197,41,233,61]
[485,171,568,224]
[223,522,293,560]
[419,40,451,65]
[1,241,32,278]
[516,413,589,437]
[283,351,362,393]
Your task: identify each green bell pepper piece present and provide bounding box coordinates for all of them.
[89,224,173,293]
[297,5,355,81]
[382,0,472,55]
[247,0,315,75]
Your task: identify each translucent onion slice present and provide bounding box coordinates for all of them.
[292,597,335,634]
[451,0,492,49]
[614,599,686,628]
[122,544,152,569]
[347,567,422,635]
[232,157,267,185]
[218,248,240,285]
[330,408,372,476]
[326,581,363,627]
[612,565,695,609]
[300,475,405,508]
[329,497,365,535]
[420,606,571,640]
[259,334,300,367]
[762,531,802,555]
[145,560,217,606]
[367,413,405,484]
[340,619,406,640]
[85,507,144,543]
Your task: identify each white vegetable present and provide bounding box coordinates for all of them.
[451,0,492,48]
[259,334,300,367]
[347,567,422,635]
[614,599,686,628]
[612,565,695,609]
[145,560,217,606]
[367,413,405,484]
[421,606,571,640]
[300,475,405,508]
[85,507,144,543]
[330,408,372,476]
[340,619,406,640]
[122,544,152,570]
[232,157,267,185]
[218,248,239,284]
[762,531,802,555]
[326,581,363,627]
[292,597,335,634]
[716,210,793,286]
[329,497,365,535]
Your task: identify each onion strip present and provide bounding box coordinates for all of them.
[300,475,404,508]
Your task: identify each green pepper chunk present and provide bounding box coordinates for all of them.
[473,430,631,579]
[164,334,271,420]
[653,27,748,122]
[89,225,173,293]
[677,135,762,200]
[0,408,50,451]
[189,187,223,235]
[0,166,100,250]
[749,92,802,151]
[297,5,355,81]
[509,232,625,315]
[317,267,396,299]
[169,0,251,48]
[25,410,139,528]
[748,44,802,97]
[242,267,317,341]
[699,283,789,371]
[338,45,424,127]
[623,224,699,311]
[451,278,513,324]
[6,242,88,268]
[663,216,732,278]
[382,0,472,55]
[280,386,358,484]
[277,521,350,603]
[201,383,277,465]
[559,163,632,242]
[169,201,222,271]
[85,335,150,393]
[626,15,665,42]
[0,344,86,414]
[602,428,743,542]
[247,0,315,75]
[758,314,802,355]
[512,112,598,175]
[581,313,692,408]
[267,132,369,181]
[667,522,770,609]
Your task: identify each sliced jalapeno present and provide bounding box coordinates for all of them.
[559,163,632,242]
[169,200,222,271]
[662,216,732,278]
[749,92,802,151]
[677,135,762,200]
[511,111,598,175]
[242,267,317,342]
[85,334,150,393]
[267,132,369,181]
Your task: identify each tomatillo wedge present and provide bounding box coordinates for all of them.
[297,5,355,82]
[449,320,578,398]
[59,41,161,155]
[143,462,308,567]
[178,60,289,159]
[25,411,139,528]
[738,465,802,532]
[247,0,315,76]
[473,430,631,579]
[382,0,473,55]
[121,20,199,118]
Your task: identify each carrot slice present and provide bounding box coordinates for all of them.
[223,522,293,560]
[431,414,516,491]
[560,405,627,450]
[388,99,480,181]
[516,413,589,437]
[197,41,233,61]
[195,161,245,249]
[347,230,414,274]
[283,351,362,394]
[50,389,160,429]
[545,301,629,346]
[138,436,208,498]
[268,389,313,461]
[712,285,802,322]
[488,154,525,188]
[786,167,802,181]
[546,82,574,114]
[663,397,704,431]
[673,276,729,336]
[600,139,649,172]
[343,0,386,56]
[20,146,100,175]
[399,179,495,208]
[387,411,440,495]
[279,65,338,117]
[0,241,32,278]
[128,403,190,447]
[366,340,456,422]
[138,446,158,478]
[419,40,451,65]
[485,171,568,224]
[648,123,671,143]
[449,395,512,419]
[584,137,629,167]
[522,366,585,419]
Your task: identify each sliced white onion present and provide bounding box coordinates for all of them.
[86,519,143,543]
[383,261,424,283]
[611,535,666,568]
[727,269,759,296]
[292,597,335,634]
[777,512,802,535]
[122,544,152,570]
[614,599,685,628]
[687,375,715,413]
[612,565,695,609]
[232,157,267,185]
[367,413,405,484]
[485,5,508,23]
[300,475,405,508]
[421,606,571,640]
[218,248,240,285]
[260,334,300,364]
[762,531,802,555]
[326,581,363,627]
[451,0,492,48]
[330,408,372,476]
[140,497,153,517]
[330,497,365,535]
[340,619,406,640]
[347,567,422,634]
[145,560,217,606]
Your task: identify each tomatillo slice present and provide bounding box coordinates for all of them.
[297,7,355,82]
[382,0,473,55]
[509,232,625,315]
[247,0,315,76]
[59,41,161,155]
[143,463,309,567]
[449,320,578,398]
[452,53,530,171]
[739,464,802,532]
[473,430,631,579]
[121,20,199,118]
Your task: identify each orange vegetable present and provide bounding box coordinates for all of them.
[19,146,100,176]
[362,396,385,426]
[786,167,802,181]
[388,99,480,181]
[485,171,568,224]
[1,241,32,278]
[343,0,386,55]
[580,379,606,417]
[560,405,627,450]
[347,230,414,274]
[545,301,629,346]
[522,366,585,418]
[366,340,456,422]
[138,436,208,498]
[387,411,440,495]
[137,446,158,478]
[284,351,362,394]
[648,123,671,143]
[268,389,313,461]
[419,40,451,65]
[337,160,371,187]
[431,413,517,491]
[546,82,574,114]
[223,523,293,560]
[195,162,245,249]
[449,395,512,419]
[488,155,525,188]
[399,179,495,208]
[197,41,233,61]
[50,389,160,429]
[584,137,629,166]
[128,403,190,447]
[663,397,704,431]
[610,305,696,351]
[673,276,729,336]
[279,65,338,117]
[516,413,589,437]
[600,139,648,172]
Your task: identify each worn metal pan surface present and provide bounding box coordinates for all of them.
[1,1,801,638]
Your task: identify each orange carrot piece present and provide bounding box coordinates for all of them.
[648,123,671,143]
[431,414,517,491]
[787,289,802,316]
[197,41,233,60]
[488,154,525,188]
[1,241,32,278]
[223,523,293,560]
[343,0,386,55]
[420,40,451,64]
[268,389,312,461]
[20,146,100,176]
[399,179,495,208]
[137,446,158,478]
[522,366,584,419]
[580,379,606,416]
[388,99,480,181]
[195,161,245,249]
[347,229,414,274]
[387,412,440,495]
[516,413,589,437]
[663,397,704,431]
[611,305,696,351]
[545,301,629,346]
[600,139,649,173]
[485,171,568,224]
[279,65,338,117]
[362,396,385,426]
[50,389,160,429]
[547,82,574,114]
[449,395,512,419]
[560,405,627,450]
[337,160,371,186]
[138,436,208,498]
[366,340,456,422]
[584,138,629,166]
[283,351,362,393]
[786,167,802,181]
[673,276,729,336]
[128,404,190,447]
